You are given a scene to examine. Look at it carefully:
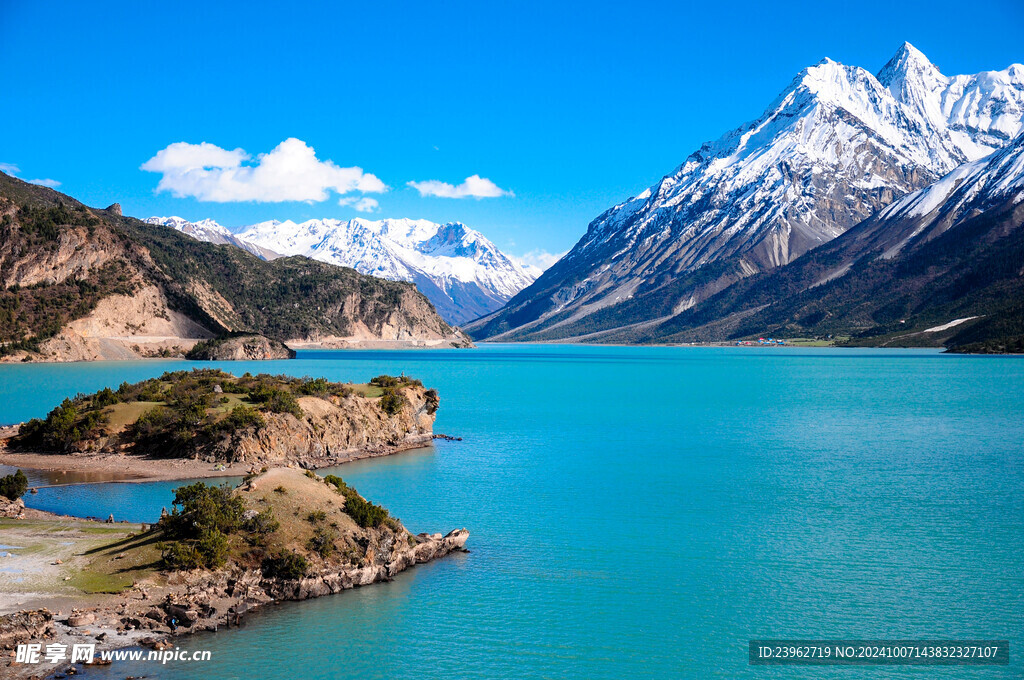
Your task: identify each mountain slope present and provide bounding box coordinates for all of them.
[149,216,539,325]
[619,130,1024,349]
[0,173,469,361]
[468,43,1024,342]
[145,216,283,261]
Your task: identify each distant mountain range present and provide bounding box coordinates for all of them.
[146,216,539,325]
[144,216,282,261]
[467,43,1024,346]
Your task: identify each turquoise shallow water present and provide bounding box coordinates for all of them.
[1,345,1023,679]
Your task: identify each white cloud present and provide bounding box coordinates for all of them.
[141,138,387,203]
[0,162,61,187]
[339,196,379,213]
[515,249,567,272]
[407,174,513,199]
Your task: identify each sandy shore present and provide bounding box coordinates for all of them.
[0,434,438,486]
[0,452,247,484]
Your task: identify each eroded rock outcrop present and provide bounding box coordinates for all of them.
[186,334,296,361]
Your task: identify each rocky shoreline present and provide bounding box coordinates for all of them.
[2,528,468,679]
[0,432,437,487]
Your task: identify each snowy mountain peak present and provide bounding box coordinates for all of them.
[877,42,941,88]
[150,215,538,325]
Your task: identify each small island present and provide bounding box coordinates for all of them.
[2,370,441,476]
[185,333,297,361]
[0,468,468,677]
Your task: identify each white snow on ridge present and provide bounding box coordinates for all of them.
[145,215,541,325]
[238,218,538,300]
[579,43,1024,267]
[145,216,282,261]
[882,131,1024,223]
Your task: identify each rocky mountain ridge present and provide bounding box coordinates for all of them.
[0,173,469,361]
[600,130,1024,349]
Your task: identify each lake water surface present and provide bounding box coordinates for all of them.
[2,345,1022,679]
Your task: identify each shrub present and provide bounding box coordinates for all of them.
[306,525,337,558]
[343,494,390,529]
[261,551,309,580]
[249,385,303,418]
[161,541,204,570]
[323,474,390,527]
[161,482,245,539]
[92,387,119,408]
[193,528,229,568]
[133,405,174,438]
[0,469,28,501]
[323,475,351,496]
[242,507,279,536]
[161,528,229,569]
[379,388,404,416]
[38,399,78,442]
[159,482,246,570]
[297,377,330,396]
[370,375,400,388]
[223,404,265,430]
[306,510,327,523]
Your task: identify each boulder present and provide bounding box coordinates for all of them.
[67,612,95,627]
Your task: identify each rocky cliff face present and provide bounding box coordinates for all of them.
[0,173,469,362]
[224,387,437,465]
[468,43,1024,343]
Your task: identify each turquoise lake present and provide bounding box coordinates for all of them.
[1,345,1022,679]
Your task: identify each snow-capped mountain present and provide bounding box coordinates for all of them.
[634,130,1024,346]
[238,218,538,324]
[145,216,282,261]
[468,43,1024,342]
[147,216,539,325]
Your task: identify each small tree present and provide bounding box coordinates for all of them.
[0,469,28,501]
[379,388,404,416]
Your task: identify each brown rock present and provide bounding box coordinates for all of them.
[67,612,95,627]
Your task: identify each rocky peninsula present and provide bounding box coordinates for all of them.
[0,468,468,678]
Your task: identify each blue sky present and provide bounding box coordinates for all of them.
[2,0,1022,267]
